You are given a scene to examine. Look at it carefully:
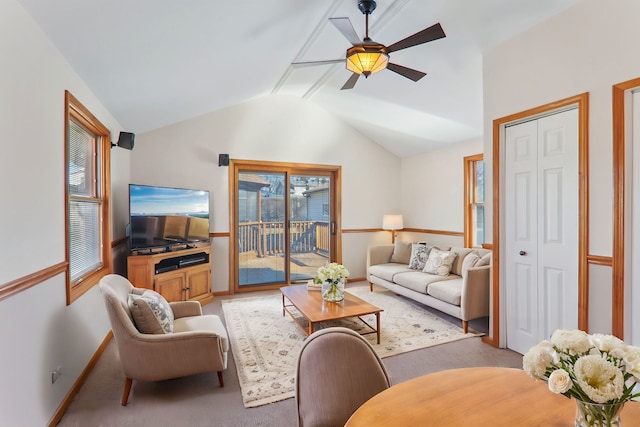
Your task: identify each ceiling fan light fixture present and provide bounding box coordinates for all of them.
[346,44,389,77]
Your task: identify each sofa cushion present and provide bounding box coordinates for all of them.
[427,278,463,306]
[423,249,458,276]
[128,290,174,334]
[476,252,492,267]
[448,247,477,276]
[173,314,229,352]
[461,253,480,274]
[390,239,412,264]
[409,243,433,270]
[369,263,413,282]
[393,271,457,294]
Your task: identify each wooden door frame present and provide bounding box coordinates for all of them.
[612,77,640,339]
[487,93,589,348]
[229,159,342,294]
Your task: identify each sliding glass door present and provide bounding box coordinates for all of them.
[231,161,341,292]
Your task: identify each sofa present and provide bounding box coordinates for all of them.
[366,240,492,333]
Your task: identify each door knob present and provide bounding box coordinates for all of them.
[519,251,527,256]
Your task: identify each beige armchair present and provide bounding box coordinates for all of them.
[295,327,390,427]
[99,274,228,405]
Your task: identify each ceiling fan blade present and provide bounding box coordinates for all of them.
[386,63,427,82]
[291,59,345,68]
[341,73,360,90]
[387,23,446,53]
[329,17,362,46]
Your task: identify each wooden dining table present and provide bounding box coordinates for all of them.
[345,366,640,426]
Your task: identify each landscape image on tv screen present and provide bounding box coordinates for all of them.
[129,184,210,250]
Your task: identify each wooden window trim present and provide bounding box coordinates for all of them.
[464,154,484,248]
[65,91,112,304]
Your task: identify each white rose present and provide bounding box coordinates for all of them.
[548,369,572,394]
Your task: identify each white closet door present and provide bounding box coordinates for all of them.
[505,108,579,354]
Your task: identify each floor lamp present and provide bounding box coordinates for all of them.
[382,215,403,244]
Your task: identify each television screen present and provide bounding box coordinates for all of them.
[129,184,210,251]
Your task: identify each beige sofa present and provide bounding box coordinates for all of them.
[367,241,491,333]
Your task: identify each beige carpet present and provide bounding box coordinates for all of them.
[221,286,482,408]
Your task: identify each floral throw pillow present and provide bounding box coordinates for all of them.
[408,243,432,270]
[128,290,174,334]
[423,249,458,276]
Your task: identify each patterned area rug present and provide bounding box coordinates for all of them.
[221,286,482,408]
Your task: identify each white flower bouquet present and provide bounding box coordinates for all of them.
[315,263,349,302]
[314,262,350,285]
[523,329,640,426]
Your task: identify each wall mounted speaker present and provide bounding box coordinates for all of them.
[116,132,135,150]
[218,153,229,166]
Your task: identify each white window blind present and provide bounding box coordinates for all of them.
[68,120,102,281]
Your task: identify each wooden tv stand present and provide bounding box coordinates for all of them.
[127,244,213,305]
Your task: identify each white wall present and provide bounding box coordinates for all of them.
[483,0,640,339]
[0,0,129,424]
[401,138,483,232]
[131,96,402,288]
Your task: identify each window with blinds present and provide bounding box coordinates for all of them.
[68,120,102,281]
[65,91,111,304]
[464,154,485,248]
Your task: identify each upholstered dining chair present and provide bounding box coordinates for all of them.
[295,327,391,427]
[99,274,229,405]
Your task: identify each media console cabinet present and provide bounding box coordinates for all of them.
[127,244,213,305]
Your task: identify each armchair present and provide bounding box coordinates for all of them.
[99,274,228,405]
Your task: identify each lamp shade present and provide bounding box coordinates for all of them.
[346,44,389,77]
[382,214,404,231]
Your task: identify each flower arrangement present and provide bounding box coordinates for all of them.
[315,263,349,302]
[314,262,350,285]
[523,329,640,426]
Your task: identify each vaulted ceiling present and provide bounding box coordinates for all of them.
[17,0,581,157]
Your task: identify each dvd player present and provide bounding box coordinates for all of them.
[154,251,209,274]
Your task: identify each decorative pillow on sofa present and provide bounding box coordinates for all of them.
[475,252,492,267]
[408,243,432,270]
[128,290,174,334]
[423,249,458,276]
[461,253,480,274]
[390,239,412,264]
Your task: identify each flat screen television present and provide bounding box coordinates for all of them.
[129,184,210,251]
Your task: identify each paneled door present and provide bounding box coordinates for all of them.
[505,108,579,354]
[232,161,341,292]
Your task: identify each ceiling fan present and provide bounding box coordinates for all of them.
[292,0,446,90]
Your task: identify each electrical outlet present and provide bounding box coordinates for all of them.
[51,366,62,384]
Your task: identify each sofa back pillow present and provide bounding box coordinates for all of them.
[461,253,480,275]
[476,252,492,267]
[390,239,412,264]
[448,247,476,276]
[408,243,434,270]
[423,249,458,276]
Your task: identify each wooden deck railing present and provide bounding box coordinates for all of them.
[238,221,329,257]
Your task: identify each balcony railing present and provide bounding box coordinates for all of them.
[238,221,329,257]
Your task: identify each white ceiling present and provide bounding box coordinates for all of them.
[17,0,581,157]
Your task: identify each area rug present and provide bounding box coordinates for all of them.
[221,286,482,408]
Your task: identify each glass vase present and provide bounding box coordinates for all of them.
[574,400,624,427]
[321,279,344,302]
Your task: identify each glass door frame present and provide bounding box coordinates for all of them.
[229,159,342,293]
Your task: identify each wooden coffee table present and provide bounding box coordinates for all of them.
[281,284,383,344]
